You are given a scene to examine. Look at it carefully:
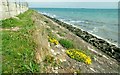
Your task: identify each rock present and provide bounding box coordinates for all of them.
[45,14,120,62]
[55,67,58,70]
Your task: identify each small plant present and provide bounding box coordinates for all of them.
[66,49,92,65]
[23,61,40,72]
[44,55,54,63]
[59,39,74,49]
[48,36,59,45]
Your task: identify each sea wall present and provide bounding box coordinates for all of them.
[44,15,120,62]
[0,0,28,20]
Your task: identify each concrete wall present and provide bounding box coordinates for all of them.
[0,0,28,20]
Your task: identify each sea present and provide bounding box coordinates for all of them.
[33,8,119,47]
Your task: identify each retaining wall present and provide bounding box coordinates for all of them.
[0,0,28,20]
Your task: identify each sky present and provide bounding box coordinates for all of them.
[8,0,119,9]
[29,2,118,9]
[26,0,119,2]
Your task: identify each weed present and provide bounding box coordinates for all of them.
[59,39,74,49]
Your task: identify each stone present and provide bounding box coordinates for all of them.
[45,14,120,62]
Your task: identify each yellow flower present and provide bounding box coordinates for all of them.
[85,57,92,65]
[49,37,59,45]
[66,49,92,65]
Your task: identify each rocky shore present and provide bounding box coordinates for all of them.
[44,15,120,62]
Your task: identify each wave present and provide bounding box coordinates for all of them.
[56,18,119,47]
[40,12,57,18]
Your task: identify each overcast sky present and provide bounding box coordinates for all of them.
[29,2,118,9]
[8,0,119,9]
[8,0,119,2]
[26,0,119,2]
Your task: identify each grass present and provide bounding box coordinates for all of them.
[59,39,74,49]
[2,10,40,73]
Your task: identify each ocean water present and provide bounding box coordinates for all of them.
[33,8,119,46]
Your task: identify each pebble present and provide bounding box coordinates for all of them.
[55,67,58,70]
[55,44,61,48]
[102,55,109,59]
[90,68,96,72]
[51,49,54,53]
[61,49,65,52]
[60,59,66,62]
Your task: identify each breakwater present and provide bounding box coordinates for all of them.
[44,15,120,62]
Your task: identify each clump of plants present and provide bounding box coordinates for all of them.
[59,39,74,49]
[48,36,59,45]
[66,49,92,65]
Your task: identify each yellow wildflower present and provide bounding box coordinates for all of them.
[85,57,92,65]
[66,49,92,65]
[49,37,59,45]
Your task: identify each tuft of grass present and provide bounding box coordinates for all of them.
[2,10,41,73]
[59,39,74,49]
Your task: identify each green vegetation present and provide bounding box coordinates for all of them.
[59,39,74,49]
[2,10,40,73]
[2,10,34,28]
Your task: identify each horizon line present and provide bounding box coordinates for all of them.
[30,7,118,9]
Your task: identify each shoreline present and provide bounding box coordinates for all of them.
[59,19,119,47]
[43,14,120,62]
[40,11,118,47]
